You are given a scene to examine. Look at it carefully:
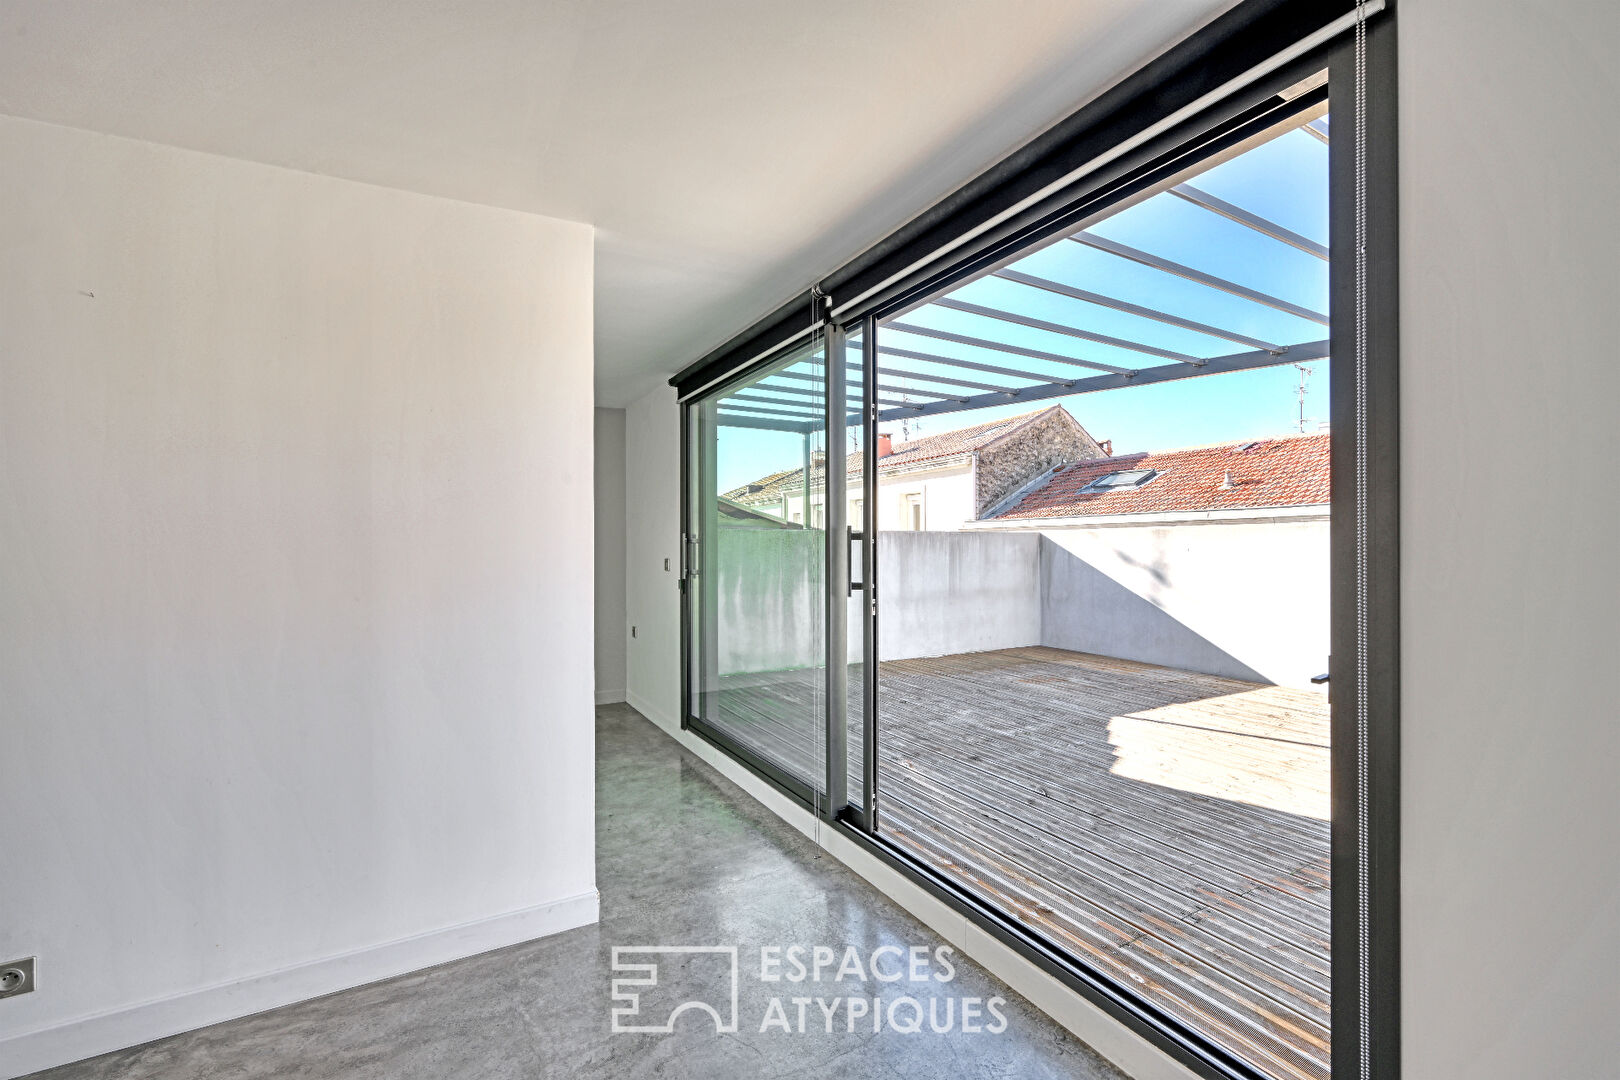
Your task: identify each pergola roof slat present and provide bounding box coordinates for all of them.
[717,405,819,429]
[876,338,1327,424]
[730,392,827,413]
[1170,183,1329,260]
[767,367,960,402]
[750,381,860,404]
[931,296,1202,365]
[880,344,1075,387]
[877,365,1023,396]
[1070,231,1328,325]
[886,320,1135,376]
[993,268,1283,353]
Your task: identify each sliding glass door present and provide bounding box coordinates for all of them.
[846,96,1338,1080]
[684,337,829,798]
[675,10,1398,1077]
[684,96,1344,1080]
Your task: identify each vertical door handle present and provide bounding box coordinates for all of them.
[847,525,865,595]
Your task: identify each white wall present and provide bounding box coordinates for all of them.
[624,383,683,732]
[594,407,628,703]
[1399,4,1620,1078]
[1038,520,1330,686]
[0,117,598,1074]
[706,517,1326,681]
[876,531,1043,660]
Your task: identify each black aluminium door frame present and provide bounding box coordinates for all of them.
[674,5,1400,1080]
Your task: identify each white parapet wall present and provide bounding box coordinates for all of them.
[713,522,1328,685]
[876,522,1328,686]
[871,530,1043,662]
[1035,518,1330,687]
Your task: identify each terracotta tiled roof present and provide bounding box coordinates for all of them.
[723,405,1076,503]
[992,432,1330,519]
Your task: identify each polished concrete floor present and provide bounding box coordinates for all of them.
[28,703,1125,1079]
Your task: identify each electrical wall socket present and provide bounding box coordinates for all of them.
[0,957,34,999]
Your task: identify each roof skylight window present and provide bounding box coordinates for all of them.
[1082,467,1158,492]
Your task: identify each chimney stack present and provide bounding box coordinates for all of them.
[876,433,893,458]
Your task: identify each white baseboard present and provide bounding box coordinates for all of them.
[594,687,627,705]
[624,690,678,735]
[0,889,599,1080]
[626,697,1199,1080]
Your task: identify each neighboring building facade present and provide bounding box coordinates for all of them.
[723,405,1105,531]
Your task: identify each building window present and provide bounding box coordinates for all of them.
[852,498,864,526]
[812,504,824,529]
[904,492,923,531]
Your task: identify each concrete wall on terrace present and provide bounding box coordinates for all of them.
[715,527,824,675]
[875,530,1042,660]
[711,522,1329,686]
[715,530,1042,674]
[1038,520,1330,686]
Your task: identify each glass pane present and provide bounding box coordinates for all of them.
[869,104,1332,1080]
[689,338,828,792]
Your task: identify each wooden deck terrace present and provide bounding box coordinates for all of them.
[707,645,1331,1080]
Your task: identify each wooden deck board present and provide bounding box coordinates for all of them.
[704,646,1330,1080]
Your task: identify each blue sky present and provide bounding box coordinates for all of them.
[716,116,1330,494]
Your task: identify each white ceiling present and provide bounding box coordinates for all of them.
[0,0,1235,405]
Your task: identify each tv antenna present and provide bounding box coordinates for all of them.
[1293,363,1315,433]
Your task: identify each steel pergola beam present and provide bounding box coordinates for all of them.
[879,344,1074,388]
[877,365,1023,396]
[754,378,921,410]
[720,402,818,420]
[730,392,828,414]
[930,296,1202,365]
[749,381,861,404]
[1170,183,1329,260]
[748,381,845,398]
[994,268,1282,353]
[1070,231,1329,325]
[886,320,1135,376]
[715,410,818,432]
[766,367,958,402]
